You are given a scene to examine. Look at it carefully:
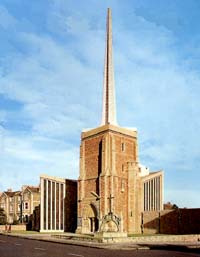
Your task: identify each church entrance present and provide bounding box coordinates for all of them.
[88,204,99,233]
[89,217,98,232]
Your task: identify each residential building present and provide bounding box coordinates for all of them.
[21,186,40,223]
[0,186,40,224]
[0,190,19,223]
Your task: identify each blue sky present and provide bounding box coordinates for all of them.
[0,0,200,208]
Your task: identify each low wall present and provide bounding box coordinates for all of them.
[143,208,200,234]
[103,234,200,243]
[0,224,26,232]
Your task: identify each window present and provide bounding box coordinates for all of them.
[121,142,125,152]
[122,164,124,172]
[121,180,125,192]
[24,202,29,210]
[0,204,5,209]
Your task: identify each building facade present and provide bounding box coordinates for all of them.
[0,190,19,223]
[76,9,163,235]
[21,186,40,223]
[0,186,40,224]
[143,171,163,212]
[40,175,66,232]
[40,174,77,232]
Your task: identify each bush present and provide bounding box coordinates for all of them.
[0,208,7,225]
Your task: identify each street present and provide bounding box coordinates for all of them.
[0,235,199,257]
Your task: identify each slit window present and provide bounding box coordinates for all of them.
[121,180,125,192]
[121,142,125,152]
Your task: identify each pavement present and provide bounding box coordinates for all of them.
[0,231,200,252]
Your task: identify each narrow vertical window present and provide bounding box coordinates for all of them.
[121,142,125,152]
[121,180,125,192]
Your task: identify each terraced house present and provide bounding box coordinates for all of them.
[0,190,20,223]
[0,186,40,224]
[21,186,40,223]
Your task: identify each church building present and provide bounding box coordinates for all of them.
[39,8,163,235]
[76,8,163,235]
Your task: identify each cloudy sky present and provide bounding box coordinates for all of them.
[0,0,200,208]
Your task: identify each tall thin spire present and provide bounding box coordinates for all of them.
[101,8,117,126]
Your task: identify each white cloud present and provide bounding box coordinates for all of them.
[0,2,199,207]
[110,13,200,183]
[0,132,79,191]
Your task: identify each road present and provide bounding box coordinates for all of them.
[0,234,199,257]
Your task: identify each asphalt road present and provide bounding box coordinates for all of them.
[0,235,199,257]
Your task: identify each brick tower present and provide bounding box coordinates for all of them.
[76,8,143,235]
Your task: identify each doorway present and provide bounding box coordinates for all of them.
[88,204,98,233]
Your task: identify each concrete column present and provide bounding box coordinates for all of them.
[50,180,52,230]
[147,181,149,211]
[40,178,44,231]
[150,180,152,211]
[148,180,150,211]
[155,178,157,211]
[146,182,148,211]
[156,177,158,210]
[145,182,147,211]
[54,181,56,230]
[151,179,153,211]
[160,176,163,210]
[144,182,146,211]
[59,183,61,230]
[158,177,160,210]
[152,180,154,210]
[153,178,155,211]
[46,180,48,230]
[63,183,65,230]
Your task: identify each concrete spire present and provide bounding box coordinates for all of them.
[101,8,117,126]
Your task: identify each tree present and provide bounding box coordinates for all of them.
[172,204,179,210]
[0,208,7,225]
[12,214,19,225]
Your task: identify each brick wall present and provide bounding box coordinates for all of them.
[65,179,77,232]
[143,208,200,234]
[77,125,141,234]
[84,136,103,179]
[0,224,26,231]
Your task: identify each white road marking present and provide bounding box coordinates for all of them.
[34,247,46,251]
[0,240,6,243]
[68,254,84,257]
[15,243,22,246]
